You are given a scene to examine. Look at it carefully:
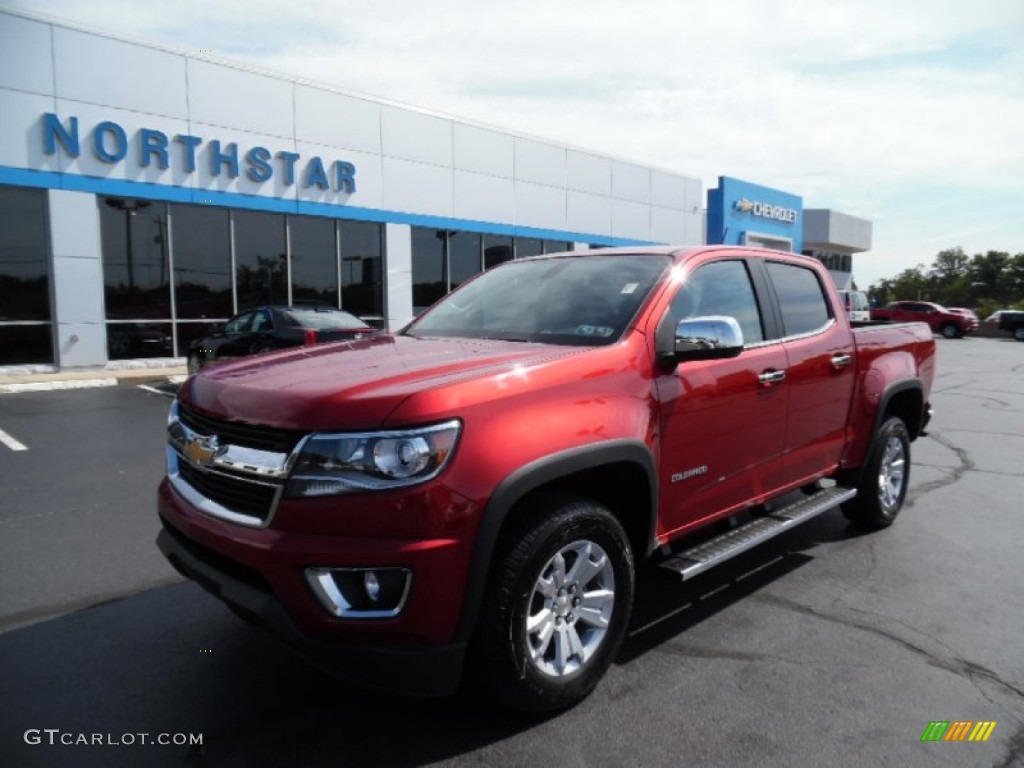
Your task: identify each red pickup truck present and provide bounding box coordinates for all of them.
[158,246,935,713]
[870,300,978,338]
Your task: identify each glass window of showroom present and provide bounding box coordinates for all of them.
[100,198,384,359]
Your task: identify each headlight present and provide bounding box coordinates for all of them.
[286,420,461,496]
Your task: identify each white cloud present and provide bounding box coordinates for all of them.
[8,0,1024,286]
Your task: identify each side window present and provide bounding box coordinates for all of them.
[223,313,253,334]
[668,260,764,343]
[251,310,273,332]
[765,262,831,337]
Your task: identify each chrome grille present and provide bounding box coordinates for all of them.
[168,402,302,527]
[178,462,281,521]
[178,404,303,454]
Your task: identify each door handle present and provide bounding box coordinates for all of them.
[758,370,786,387]
[830,354,852,369]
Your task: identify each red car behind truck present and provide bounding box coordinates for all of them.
[158,246,935,713]
[870,300,978,338]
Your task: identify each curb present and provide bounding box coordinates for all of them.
[0,366,188,393]
[0,378,119,394]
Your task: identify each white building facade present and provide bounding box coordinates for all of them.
[0,8,704,369]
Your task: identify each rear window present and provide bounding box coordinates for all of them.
[766,262,831,337]
[849,291,868,311]
[281,309,369,331]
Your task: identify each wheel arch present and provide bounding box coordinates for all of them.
[839,379,925,488]
[454,440,657,642]
[880,380,926,440]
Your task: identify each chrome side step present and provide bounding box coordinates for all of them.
[659,486,857,581]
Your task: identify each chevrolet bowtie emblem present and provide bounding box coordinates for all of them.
[183,433,222,468]
[734,198,754,212]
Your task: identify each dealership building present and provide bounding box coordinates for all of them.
[0,7,870,370]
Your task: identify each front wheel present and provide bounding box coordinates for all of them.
[941,323,960,339]
[841,416,911,529]
[186,353,203,374]
[1014,326,1024,342]
[471,495,634,715]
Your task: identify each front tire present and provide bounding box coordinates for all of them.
[841,416,911,529]
[941,323,960,339]
[187,353,203,374]
[471,495,634,715]
[1014,326,1024,342]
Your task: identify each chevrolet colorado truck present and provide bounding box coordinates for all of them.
[158,246,935,714]
[870,300,978,338]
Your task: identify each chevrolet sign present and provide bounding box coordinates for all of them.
[734,198,798,224]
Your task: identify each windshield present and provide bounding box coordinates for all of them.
[405,254,671,346]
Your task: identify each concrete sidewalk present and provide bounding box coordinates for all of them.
[0,362,187,393]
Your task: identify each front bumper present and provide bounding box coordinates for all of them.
[157,523,465,696]
[157,478,473,696]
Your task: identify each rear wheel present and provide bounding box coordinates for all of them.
[941,323,960,339]
[841,416,911,529]
[470,495,634,715]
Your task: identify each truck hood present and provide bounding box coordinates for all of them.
[179,334,585,430]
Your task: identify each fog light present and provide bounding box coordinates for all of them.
[305,567,411,618]
[364,570,381,602]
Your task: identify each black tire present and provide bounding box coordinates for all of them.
[940,323,960,339]
[187,353,203,374]
[840,416,911,529]
[470,495,634,715]
[1014,326,1024,342]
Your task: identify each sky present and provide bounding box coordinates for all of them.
[8,0,1024,288]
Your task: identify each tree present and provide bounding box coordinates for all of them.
[930,247,969,282]
[870,265,930,305]
[1001,253,1024,302]
[868,247,1024,311]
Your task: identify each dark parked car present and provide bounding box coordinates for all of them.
[188,306,374,372]
[996,310,1024,341]
[107,322,174,358]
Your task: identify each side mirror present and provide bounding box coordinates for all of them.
[672,316,744,361]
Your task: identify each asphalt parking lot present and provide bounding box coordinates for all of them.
[1,337,1022,767]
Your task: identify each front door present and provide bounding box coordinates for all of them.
[656,258,789,539]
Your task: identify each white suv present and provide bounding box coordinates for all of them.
[839,290,870,322]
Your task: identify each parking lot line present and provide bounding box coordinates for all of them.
[137,383,178,398]
[0,427,28,451]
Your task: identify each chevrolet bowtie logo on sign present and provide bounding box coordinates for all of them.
[183,434,222,469]
[920,721,997,742]
[733,197,798,223]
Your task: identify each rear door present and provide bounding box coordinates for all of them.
[761,260,856,484]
